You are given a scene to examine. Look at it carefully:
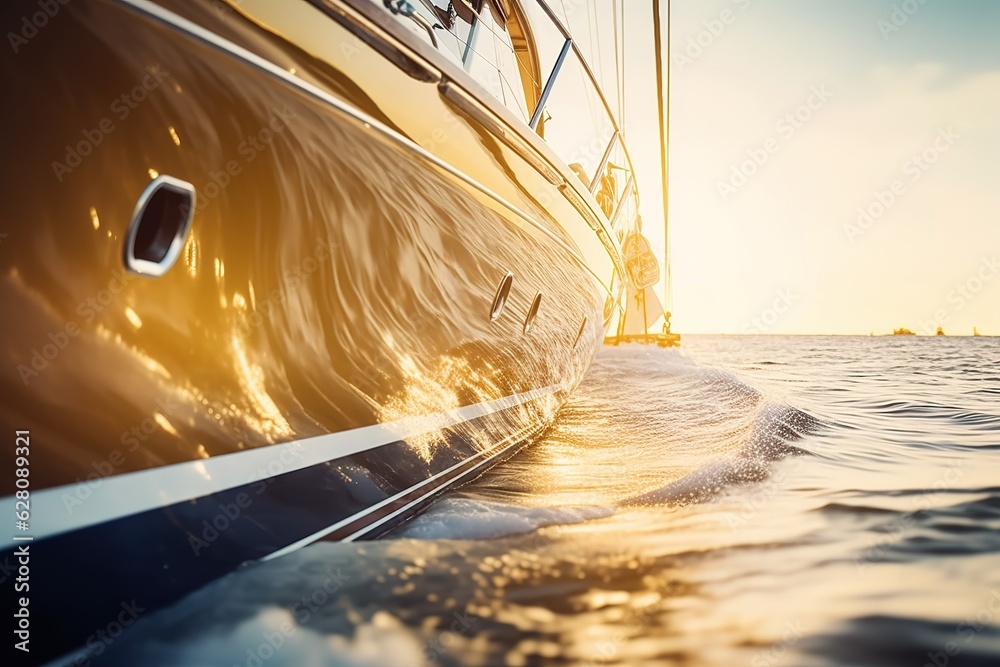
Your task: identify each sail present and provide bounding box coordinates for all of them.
[622,285,664,335]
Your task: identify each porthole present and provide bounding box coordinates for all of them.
[523,292,542,334]
[490,272,514,322]
[123,175,196,277]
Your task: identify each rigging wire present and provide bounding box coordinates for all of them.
[573,0,602,142]
[590,1,606,100]
[613,0,622,125]
[652,0,672,314]
[620,0,626,130]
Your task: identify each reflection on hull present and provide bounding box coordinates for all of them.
[0,0,625,663]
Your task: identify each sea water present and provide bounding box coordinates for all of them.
[90,336,1000,667]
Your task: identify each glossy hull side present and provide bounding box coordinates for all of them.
[0,0,617,491]
[0,0,621,662]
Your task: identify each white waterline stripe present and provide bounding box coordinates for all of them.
[341,426,533,541]
[263,421,540,559]
[0,386,557,550]
[32,425,534,667]
[114,0,619,302]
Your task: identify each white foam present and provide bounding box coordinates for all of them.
[618,402,814,507]
[620,458,768,506]
[394,498,614,540]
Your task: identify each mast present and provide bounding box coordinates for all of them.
[604,1,680,347]
[652,0,671,323]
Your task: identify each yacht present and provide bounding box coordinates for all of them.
[0,1,661,662]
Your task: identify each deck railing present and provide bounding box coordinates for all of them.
[393,0,638,234]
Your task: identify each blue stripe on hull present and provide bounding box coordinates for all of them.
[2,398,554,667]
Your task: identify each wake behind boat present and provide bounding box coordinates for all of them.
[0,0,676,663]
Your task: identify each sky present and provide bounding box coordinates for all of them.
[573,0,1000,335]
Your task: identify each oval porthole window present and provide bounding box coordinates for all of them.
[490,272,514,323]
[523,292,542,334]
[123,175,196,277]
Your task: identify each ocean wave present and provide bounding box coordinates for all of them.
[619,401,817,507]
[800,614,1000,667]
[79,337,1000,667]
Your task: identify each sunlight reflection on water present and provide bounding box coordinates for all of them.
[94,336,1000,667]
